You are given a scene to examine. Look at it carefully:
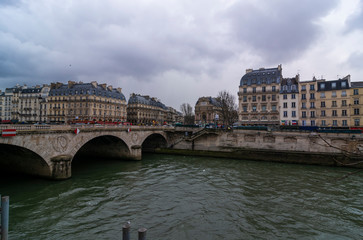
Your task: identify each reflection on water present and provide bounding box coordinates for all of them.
[0,154,362,240]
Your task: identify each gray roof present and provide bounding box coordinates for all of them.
[196,96,221,107]
[49,82,126,100]
[351,81,363,88]
[128,94,168,109]
[280,77,299,93]
[240,67,282,86]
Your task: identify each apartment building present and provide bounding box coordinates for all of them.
[238,65,282,125]
[279,76,299,125]
[350,81,363,127]
[48,81,127,123]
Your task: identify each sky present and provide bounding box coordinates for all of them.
[1,0,363,110]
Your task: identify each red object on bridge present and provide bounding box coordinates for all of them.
[74,128,80,135]
[2,129,16,137]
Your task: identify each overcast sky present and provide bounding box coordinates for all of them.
[1,0,363,109]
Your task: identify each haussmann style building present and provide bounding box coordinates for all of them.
[48,81,127,123]
[238,65,282,126]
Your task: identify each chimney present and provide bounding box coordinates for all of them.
[100,83,107,90]
[91,81,97,88]
[68,81,75,88]
[117,88,122,93]
[107,85,113,91]
[246,68,253,73]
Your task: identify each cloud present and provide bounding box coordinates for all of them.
[224,0,339,63]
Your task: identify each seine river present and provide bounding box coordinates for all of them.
[0,154,362,240]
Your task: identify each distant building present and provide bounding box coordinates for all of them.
[18,85,50,123]
[316,76,350,127]
[279,76,300,125]
[350,81,363,127]
[238,65,282,125]
[194,96,222,125]
[48,81,127,123]
[127,93,168,125]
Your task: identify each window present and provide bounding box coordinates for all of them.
[253,87,256,93]
[291,102,296,108]
[262,86,266,92]
[341,90,347,97]
[262,95,266,101]
[321,120,326,126]
[332,101,337,107]
[332,91,337,97]
[354,98,359,105]
[302,94,306,100]
[354,108,360,115]
[291,94,296,99]
[354,89,359,95]
[342,110,347,116]
[332,82,336,89]
[342,120,347,126]
[302,111,307,118]
[301,85,306,91]
[243,96,247,102]
[333,120,338,126]
[283,102,288,108]
[262,105,267,112]
[310,93,315,99]
[310,84,315,90]
[243,106,247,112]
[320,83,325,89]
[302,120,307,126]
[332,110,337,116]
[283,94,287,99]
[272,105,277,111]
[354,119,360,126]
[310,111,315,118]
[320,92,325,98]
[252,96,256,102]
[292,111,296,117]
[252,106,257,112]
[272,86,276,92]
[342,100,347,106]
[272,95,276,101]
[321,110,326,117]
[243,88,247,93]
[321,101,326,107]
[311,120,315,126]
[283,111,288,117]
[310,102,315,108]
[302,102,306,109]
[341,81,346,88]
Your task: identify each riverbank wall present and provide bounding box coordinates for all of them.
[160,129,363,168]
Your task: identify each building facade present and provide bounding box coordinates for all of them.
[316,76,350,127]
[279,76,300,125]
[127,94,168,125]
[350,81,363,128]
[48,81,127,123]
[238,65,282,125]
[194,96,222,125]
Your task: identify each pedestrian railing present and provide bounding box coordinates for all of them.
[0,195,9,240]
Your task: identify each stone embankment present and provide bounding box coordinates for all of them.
[161,129,363,168]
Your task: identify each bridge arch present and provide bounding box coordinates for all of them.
[71,134,132,161]
[0,143,52,178]
[141,133,168,152]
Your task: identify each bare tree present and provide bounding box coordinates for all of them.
[216,90,238,126]
[180,103,195,125]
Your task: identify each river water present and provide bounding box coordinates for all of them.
[0,154,362,240]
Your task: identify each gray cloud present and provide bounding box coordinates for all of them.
[224,0,339,63]
[345,0,363,32]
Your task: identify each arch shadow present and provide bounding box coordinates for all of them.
[142,133,167,153]
[0,143,51,178]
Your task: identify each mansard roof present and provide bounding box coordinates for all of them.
[240,66,282,87]
[317,78,350,91]
[49,82,126,100]
[196,96,221,107]
[280,76,299,93]
[351,81,363,88]
[128,94,168,109]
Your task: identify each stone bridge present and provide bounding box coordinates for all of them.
[0,125,191,180]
